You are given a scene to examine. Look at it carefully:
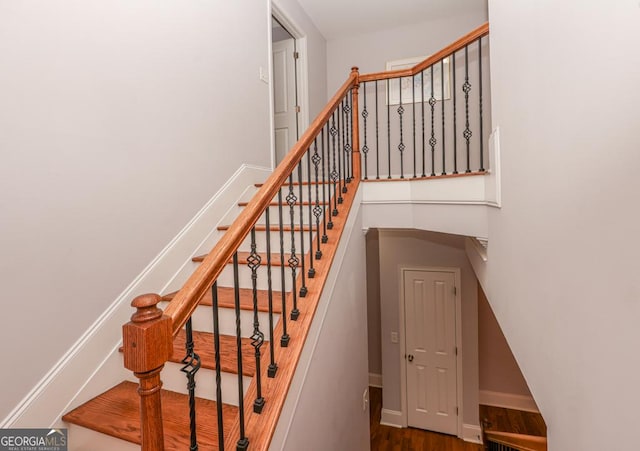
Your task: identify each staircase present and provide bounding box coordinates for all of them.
[58,23,491,451]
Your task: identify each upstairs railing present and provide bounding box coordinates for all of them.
[121,22,489,451]
[358,23,489,180]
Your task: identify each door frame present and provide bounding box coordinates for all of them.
[398,266,464,438]
[269,2,310,170]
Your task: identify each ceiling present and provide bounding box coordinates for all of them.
[296,0,487,40]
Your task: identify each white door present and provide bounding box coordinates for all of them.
[404,269,458,435]
[272,38,298,164]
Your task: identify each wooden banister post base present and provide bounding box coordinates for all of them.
[122,293,173,451]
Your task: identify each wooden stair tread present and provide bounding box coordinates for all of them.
[171,330,256,376]
[485,431,547,451]
[62,381,237,450]
[217,224,312,232]
[192,251,294,267]
[163,287,283,314]
[238,200,328,207]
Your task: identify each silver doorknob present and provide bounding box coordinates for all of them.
[408,354,414,362]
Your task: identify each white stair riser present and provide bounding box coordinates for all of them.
[216,263,296,292]
[67,424,140,451]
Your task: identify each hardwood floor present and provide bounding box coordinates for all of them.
[369,387,482,451]
[369,387,547,450]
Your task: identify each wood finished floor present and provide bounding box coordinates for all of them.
[369,387,482,451]
[369,387,546,450]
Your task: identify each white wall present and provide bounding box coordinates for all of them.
[366,229,382,376]
[377,229,479,428]
[326,7,488,94]
[485,1,640,449]
[0,1,273,422]
[271,190,370,451]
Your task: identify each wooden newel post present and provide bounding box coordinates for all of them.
[350,67,362,182]
[122,293,173,451]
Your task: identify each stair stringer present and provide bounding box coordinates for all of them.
[0,164,271,431]
[269,187,371,451]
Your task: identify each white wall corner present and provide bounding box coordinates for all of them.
[479,390,539,413]
[0,164,271,429]
[368,373,383,388]
[462,423,483,444]
[380,409,403,428]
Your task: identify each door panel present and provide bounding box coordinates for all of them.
[405,270,457,435]
[272,38,297,164]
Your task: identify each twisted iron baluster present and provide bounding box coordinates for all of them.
[247,228,265,413]
[297,162,307,297]
[375,80,380,179]
[429,66,437,176]
[286,175,300,320]
[307,147,315,277]
[398,77,405,179]
[386,79,391,179]
[344,92,352,184]
[362,82,369,180]
[463,45,472,173]
[232,253,249,450]
[181,318,201,451]
[264,209,277,378]
[210,283,224,451]
[277,189,290,346]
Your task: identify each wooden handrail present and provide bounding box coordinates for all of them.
[163,69,359,334]
[359,22,489,83]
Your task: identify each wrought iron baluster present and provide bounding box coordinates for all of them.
[463,45,472,173]
[362,82,369,180]
[286,175,300,320]
[441,59,446,175]
[320,127,328,243]
[386,79,391,179]
[421,70,426,177]
[412,74,416,178]
[247,228,265,413]
[429,66,437,176]
[181,318,201,451]
[311,139,323,259]
[210,283,224,451]
[375,80,380,179]
[452,52,458,174]
[277,189,289,346]
[307,147,315,278]
[264,210,277,378]
[343,94,353,185]
[337,101,344,202]
[232,253,249,450]
[297,162,307,297]
[329,111,339,220]
[398,77,405,179]
[479,37,485,172]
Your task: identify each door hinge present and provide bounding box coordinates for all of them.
[294,51,299,59]
[295,105,301,113]
[456,407,459,416]
[455,346,458,356]
[453,286,457,296]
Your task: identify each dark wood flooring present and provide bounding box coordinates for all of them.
[369,387,547,450]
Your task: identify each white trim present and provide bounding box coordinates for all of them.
[479,390,540,413]
[380,409,403,428]
[368,373,383,388]
[0,164,271,429]
[462,424,483,444]
[399,266,464,438]
[362,199,492,206]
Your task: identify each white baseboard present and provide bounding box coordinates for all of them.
[368,373,383,388]
[462,423,483,444]
[1,164,271,429]
[380,409,403,428]
[479,389,539,413]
